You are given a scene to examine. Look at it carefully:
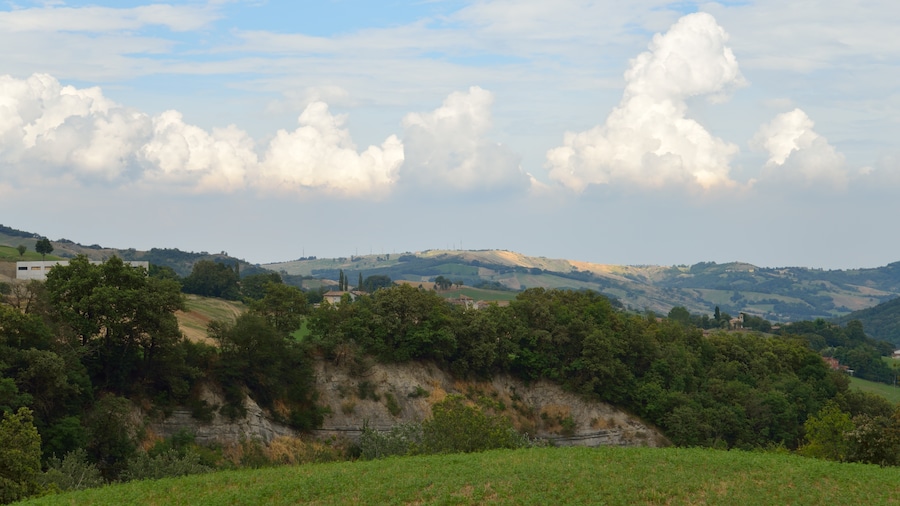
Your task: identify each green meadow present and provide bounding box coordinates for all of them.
[20,447,900,505]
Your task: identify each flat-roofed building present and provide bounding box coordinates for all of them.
[16,260,150,281]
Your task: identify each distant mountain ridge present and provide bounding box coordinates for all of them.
[4,224,900,340]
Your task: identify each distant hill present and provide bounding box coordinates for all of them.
[834,296,900,346]
[267,250,900,330]
[6,223,900,338]
[0,224,267,278]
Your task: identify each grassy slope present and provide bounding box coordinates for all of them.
[22,447,900,505]
[175,295,245,343]
[850,376,900,405]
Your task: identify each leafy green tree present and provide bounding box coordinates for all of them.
[211,314,321,429]
[45,256,186,395]
[240,272,282,302]
[249,282,308,335]
[16,245,25,257]
[34,238,53,260]
[84,395,139,480]
[433,276,452,291]
[0,407,42,504]
[182,260,240,300]
[800,402,853,461]
[667,306,692,326]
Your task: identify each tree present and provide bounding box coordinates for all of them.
[800,402,853,461]
[249,282,308,335]
[240,272,282,302]
[433,276,452,291]
[45,256,186,394]
[363,275,392,293]
[35,238,53,261]
[0,407,42,503]
[16,245,25,257]
[358,273,363,291]
[667,306,692,326]
[182,260,240,300]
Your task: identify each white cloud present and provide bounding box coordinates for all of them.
[259,102,404,197]
[750,108,848,188]
[0,4,218,33]
[0,73,149,181]
[400,86,525,192]
[0,73,404,197]
[547,12,744,192]
[140,111,256,193]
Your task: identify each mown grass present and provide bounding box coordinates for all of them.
[850,375,900,405]
[20,446,900,505]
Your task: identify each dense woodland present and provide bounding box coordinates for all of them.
[2,255,900,502]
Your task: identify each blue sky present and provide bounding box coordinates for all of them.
[2,0,900,269]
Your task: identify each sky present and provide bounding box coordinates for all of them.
[1,0,899,269]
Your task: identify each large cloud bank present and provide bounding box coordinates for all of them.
[546,12,745,191]
[0,73,406,197]
[0,74,527,197]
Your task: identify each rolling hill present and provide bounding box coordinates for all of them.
[5,223,900,341]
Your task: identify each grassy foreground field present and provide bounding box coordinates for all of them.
[20,447,900,505]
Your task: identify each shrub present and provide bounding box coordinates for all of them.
[122,449,212,481]
[420,395,528,454]
[38,449,104,492]
[384,393,401,417]
[358,423,423,460]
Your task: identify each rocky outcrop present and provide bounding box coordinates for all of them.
[151,359,666,448]
[150,383,295,445]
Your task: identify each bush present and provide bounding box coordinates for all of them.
[420,395,528,454]
[358,423,423,460]
[38,449,104,492]
[122,449,212,481]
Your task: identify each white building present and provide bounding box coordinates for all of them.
[16,260,150,281]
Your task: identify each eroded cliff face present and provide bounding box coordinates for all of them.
[152,359,666,448]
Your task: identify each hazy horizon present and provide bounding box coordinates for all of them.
[2,1,899,270]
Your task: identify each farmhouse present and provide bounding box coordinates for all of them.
[16,260,150,281]
[322,290,367,305]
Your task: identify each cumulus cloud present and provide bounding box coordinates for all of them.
[0,73,404,197]
[750,108,848,188]
[0,73,149,181]
[400,86,526,192]
[141,111,257,192]
[259,102,404,196]
[547,12,744,192]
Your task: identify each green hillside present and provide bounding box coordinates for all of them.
[7,222,900,337]
[835,296,900,346]
[20,447,900,505]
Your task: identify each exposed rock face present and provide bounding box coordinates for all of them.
[151,359,666,448]
[151,383,296,446]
